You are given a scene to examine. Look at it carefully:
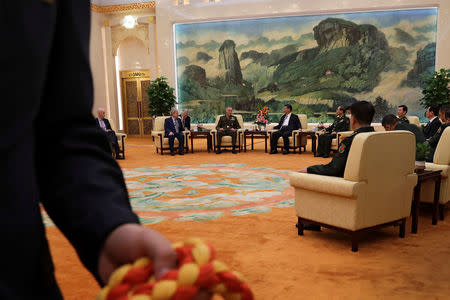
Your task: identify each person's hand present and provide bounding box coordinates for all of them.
[298,167,308,173]
[231,128,236,131]
[169,132,174,136]
[98,224,211,299]
[332,131,336,135]
[219,128,224,131]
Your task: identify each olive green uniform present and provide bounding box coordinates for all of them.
[216,115,241,148]
[308,126,375,177]
[395,123,425,143]
[398,116,409,124]
[316,115,350,156]
[427,123,450,162]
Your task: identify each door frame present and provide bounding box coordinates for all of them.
[120,70,151,137]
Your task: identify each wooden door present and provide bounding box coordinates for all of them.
[121,70,152,136]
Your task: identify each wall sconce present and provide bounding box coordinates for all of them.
[122,15,138,29]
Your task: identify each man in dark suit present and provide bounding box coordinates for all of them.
[164,108,185,156]
[316,106,350,158]
[397,105,409,124]
[1,1,209,299]
[270,104,301,155]
[423,106,442,139]
[427,105,450,162]
[96,108,121,159]
[181,109,191,131]
[382,114,425,143]
[216,107,241,154]
[298,101,375,231]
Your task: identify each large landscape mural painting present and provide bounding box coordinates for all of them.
[174,9,437,123]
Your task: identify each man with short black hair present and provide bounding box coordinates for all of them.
[298,100,375,231]
[315,106,350,158]
[270,104,301,155]
[397,105,409,124]
[423,106,441,139]
[427,105,450,162]
[382,114,425,143]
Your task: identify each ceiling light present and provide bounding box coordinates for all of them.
[122,15,138,29]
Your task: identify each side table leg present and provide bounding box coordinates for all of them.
[244,135,247,152]
[251,135,254,150]
[265,136,267,153]
[432,177,441,225]
[412,183,421,233]
[312,135,317,156]
[191,137,194,153]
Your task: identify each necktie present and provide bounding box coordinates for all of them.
[174,119,179,133]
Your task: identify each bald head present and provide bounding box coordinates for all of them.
[97,108,106,119]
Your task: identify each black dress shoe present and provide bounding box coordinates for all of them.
[314,154,323,157]
[322,154,330,158]
[282,150,289,155]
[232,149,238,154]
[179,151,184,155]
[170,151,175,156]
[216,150,222,154]
[270,150,278,154]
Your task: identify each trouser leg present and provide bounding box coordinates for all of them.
[322,133,336,155]
[167,135,175,151]
[271,131,282,151]
[175,133,184,152]
[217,131,224,148]
[281,131,291,151]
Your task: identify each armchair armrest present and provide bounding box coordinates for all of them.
[151,131,164,137]
[290,173,365,198]
[337,131,354,144]
[425,163,449,178]
[116,132,126,138]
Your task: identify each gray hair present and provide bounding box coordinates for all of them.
[170,107,179,116]
[182,109,189,114]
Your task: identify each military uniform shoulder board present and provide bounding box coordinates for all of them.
[339,144,346,153]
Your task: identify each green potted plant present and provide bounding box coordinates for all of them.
[420,68,450,108]
[415,142,431,171]
[146,77,177,117]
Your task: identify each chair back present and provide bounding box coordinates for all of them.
[297,114,307,129]
[154,116,168,131]
[407,116,420,127]
[434,127,450,165]
[214,114,244,128]
[344,131,415,182]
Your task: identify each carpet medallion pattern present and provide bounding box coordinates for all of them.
[42,164,294,226]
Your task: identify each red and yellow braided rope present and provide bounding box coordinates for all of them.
[97,238,254,300]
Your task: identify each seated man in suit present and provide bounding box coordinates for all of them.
[316,105,350,158]
[269,104,301,155]
[216,107,240,154]
[427,105,450,162]
[423,106,442,139]
[181,109,191,132]
[381,114,425,143]
[164,108,185,156]
[298,101,375,231]
[397,105,409,124]
[96,108,121,159]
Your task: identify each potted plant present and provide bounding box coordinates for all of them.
[415,142,431,172]
[420,68,450,108]
[255,106,269,131]
[146,77,177,117]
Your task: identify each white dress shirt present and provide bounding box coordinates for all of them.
[428,116,437,124]
[282,113,291,127]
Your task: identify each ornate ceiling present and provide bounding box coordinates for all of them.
[90,0,151,6]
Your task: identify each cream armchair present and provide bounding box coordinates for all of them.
[151,116,189,155]
[290,131,417,252]
[315,130,353,152]
[268,114,307,153]
[211,115,245,152]
[109,119,126,159]
[407,116,420,127]
[420,127,450,220]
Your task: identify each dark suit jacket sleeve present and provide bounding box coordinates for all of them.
[185,116,191,130]
[216,116,223,130]
[274,115,284,130]
[104,118,112,131]
[234,117,241,129]
[33,3,139,283]
[178,118,185,132]
[293,114,301,130]
[307,138,351,177]
[428,124,444,148]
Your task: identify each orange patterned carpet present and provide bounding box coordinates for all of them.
[47,137,450,299]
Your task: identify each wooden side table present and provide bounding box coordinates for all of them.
[411,169,442,233]
[189,131,212,153]
[244,130,268,153]
[297,131,317,155]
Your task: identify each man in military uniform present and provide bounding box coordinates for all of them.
[315,106,350,158]
[216,107,241,154]
[298,101,375,231]
[427,105,450,162]
[397,105,410,124]
[381,114,425,143]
